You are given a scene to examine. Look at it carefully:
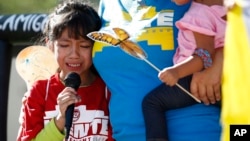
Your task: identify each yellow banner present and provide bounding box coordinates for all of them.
[221,1,250,141]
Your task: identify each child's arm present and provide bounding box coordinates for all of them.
[30,118,65,141]
[159,32,215,86]
[177,31,215,77]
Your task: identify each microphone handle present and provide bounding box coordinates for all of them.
[65,103,75,139]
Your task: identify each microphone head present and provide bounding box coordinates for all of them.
[64,72,81,90]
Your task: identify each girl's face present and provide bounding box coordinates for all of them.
[50,28,93,79]
[172,0,191,5]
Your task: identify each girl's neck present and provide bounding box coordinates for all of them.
[79,72,96,87]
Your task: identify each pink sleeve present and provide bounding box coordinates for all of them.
[176,5,226,48]
[176,8,217,36]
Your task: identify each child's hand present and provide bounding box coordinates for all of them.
[57,87,81,116]
[54,87,81,131]
[158,67,179,86]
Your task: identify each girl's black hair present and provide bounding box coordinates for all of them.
[43,0,101,41]
[42,0,101,75]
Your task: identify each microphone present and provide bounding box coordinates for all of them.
[63,72,81,139]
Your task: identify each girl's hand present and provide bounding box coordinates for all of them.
[54,87,81,131]
[159,67,179,86]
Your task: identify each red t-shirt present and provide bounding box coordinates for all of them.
[17,73,114,141]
